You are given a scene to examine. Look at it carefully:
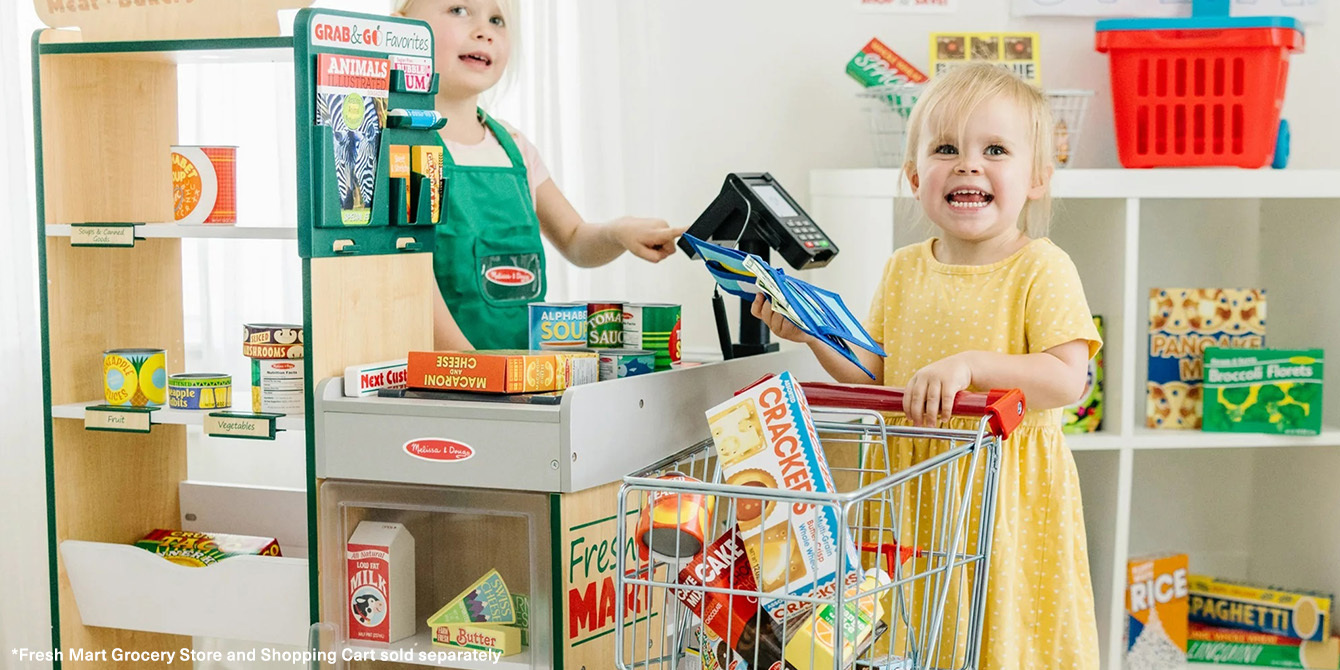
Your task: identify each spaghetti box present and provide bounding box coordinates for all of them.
[1203,348,1323,436]
[1190,575,1333,642]
[1126,553,1190,669]
[1148,289,1266,429]
[705,371,860,626]
[343,358,409,398]
[847,37,928,88]
[1188,623,1340,669]
[407,350,597,394]
[347,521,415,644]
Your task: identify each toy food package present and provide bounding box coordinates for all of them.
[425,569,523,656]
[347,521,416,643]
[1064,315,1104,434]
[705,372,861,626]
[136,529,280,567]
[1203,347,1323,436]
[847,38,928,88]
[1188,623,1340,669]
[929,32,1041,85]
[1147,289,1266,429]
[429,622,522,656]
[1126,553,1190,670]
[407,350,597,394]
[388,144,411,222]
[1189,575,1333,643]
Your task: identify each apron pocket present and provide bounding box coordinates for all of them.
[475,235,544,306]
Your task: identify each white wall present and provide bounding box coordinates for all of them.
[602,0,1338,355]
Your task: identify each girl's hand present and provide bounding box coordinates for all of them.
[750,294,813,344]
[904,353,974,427]
[611,218,688,262]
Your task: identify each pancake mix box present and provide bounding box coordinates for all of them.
[1148,289,1266,429]
[1203,347,1324,436]
[1126,553,1189,670]
[705,371,860,626]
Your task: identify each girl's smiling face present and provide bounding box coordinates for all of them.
[907,96,1048,245]
[404,0,511,98]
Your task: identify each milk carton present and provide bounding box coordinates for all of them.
[347,521,415,643]
[1126,553,1190,670]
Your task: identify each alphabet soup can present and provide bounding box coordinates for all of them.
[103,348,167,407]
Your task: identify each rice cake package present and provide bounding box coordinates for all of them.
[1063,315,1104,434]
[1126,553,1189,670]
[705,371,860,626]
[1148,289,1266,429]
[1203,348,1323,436]
[1189,575,1333,643]
[135,529,280,567]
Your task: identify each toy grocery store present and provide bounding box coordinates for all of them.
[0,0,1336,669]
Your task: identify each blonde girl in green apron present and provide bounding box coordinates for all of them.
[395,0,685,350]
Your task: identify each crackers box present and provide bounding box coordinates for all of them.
[1203,348,1324,436]
[1189,575,1332,643]
[929,32,1040,84]
[705,371,860,626]
[347,521,416,643]
[407,350,597,394]
[1126,553,1190,669]
[1064,315,1105,434]
[1148,289,1266,429]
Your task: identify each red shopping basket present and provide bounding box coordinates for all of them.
[1095,0,1304,169]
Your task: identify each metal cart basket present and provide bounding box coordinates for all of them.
[617,382,1023,670]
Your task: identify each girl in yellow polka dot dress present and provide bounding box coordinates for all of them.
[753,63,1102,670]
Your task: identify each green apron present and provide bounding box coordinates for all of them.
[433,112,547,350]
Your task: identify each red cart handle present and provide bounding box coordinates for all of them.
[799,382,1025,439]
[862,542,923,574]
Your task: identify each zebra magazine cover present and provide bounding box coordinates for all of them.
[316,53,390,226]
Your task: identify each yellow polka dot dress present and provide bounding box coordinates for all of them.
[862,238,1102,670]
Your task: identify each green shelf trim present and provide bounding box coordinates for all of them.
[39,35,291,56]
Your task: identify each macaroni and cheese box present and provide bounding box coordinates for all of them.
[1188,623,1340,669]
[407,350,597,394]
[1064,315,1104,434]
[705,372,860,626]
[1148,289,1266,429]
[1190,576,1333,643]
[1126,553,1190,669]
[1203,348,1324,436]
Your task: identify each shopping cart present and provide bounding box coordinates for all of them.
[616,382,1022,670]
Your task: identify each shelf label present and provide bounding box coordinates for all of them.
[71,223,136,248]
[309,13,433,57]
[84,405,153,433]
[205,412,283,440]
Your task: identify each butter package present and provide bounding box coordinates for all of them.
[1190,575,1332,642]
[1148,289,1266,429]
[706,372,860,626]
[407,350,597,394]
[411,144,443,224]
[930,32,1041,84]
[136,529,280,567]
[430,622,522,656]
[1203,348,1324,436]
[1064,315,1104,434]
[1126,553,1190,669]
[1188,623,1340,669]
[847,37,928,88]
[348,521,416,643]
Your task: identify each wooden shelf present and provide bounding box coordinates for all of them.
[45,223,297,241]
[51,401,305,433]
[810,168,1340,201]
[342,629,533,670]
[38,36,292,63]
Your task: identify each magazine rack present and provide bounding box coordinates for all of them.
[32,6,439,665]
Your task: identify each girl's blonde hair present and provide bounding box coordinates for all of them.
[903,63,1055,238]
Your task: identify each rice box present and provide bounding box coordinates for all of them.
[1148,289,1266,429]
[1126,553,1189,670]
[347,521,415,643]
[1203,348,1323,436]
[705,371,860,626]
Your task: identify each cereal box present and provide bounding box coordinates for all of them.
[1189,575,1333,643]
[1126,553,1190,670]
[929,32,1041,85]
[1148,289,1266,429]
[135,529,280,567]
[347,521,416,643]
[1203,348,1324,436]
[705,372,861,626]
[407,350,597,394]
[847,37,928,88]
[1064,315,1104,434]
[1188,623,1340,669]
